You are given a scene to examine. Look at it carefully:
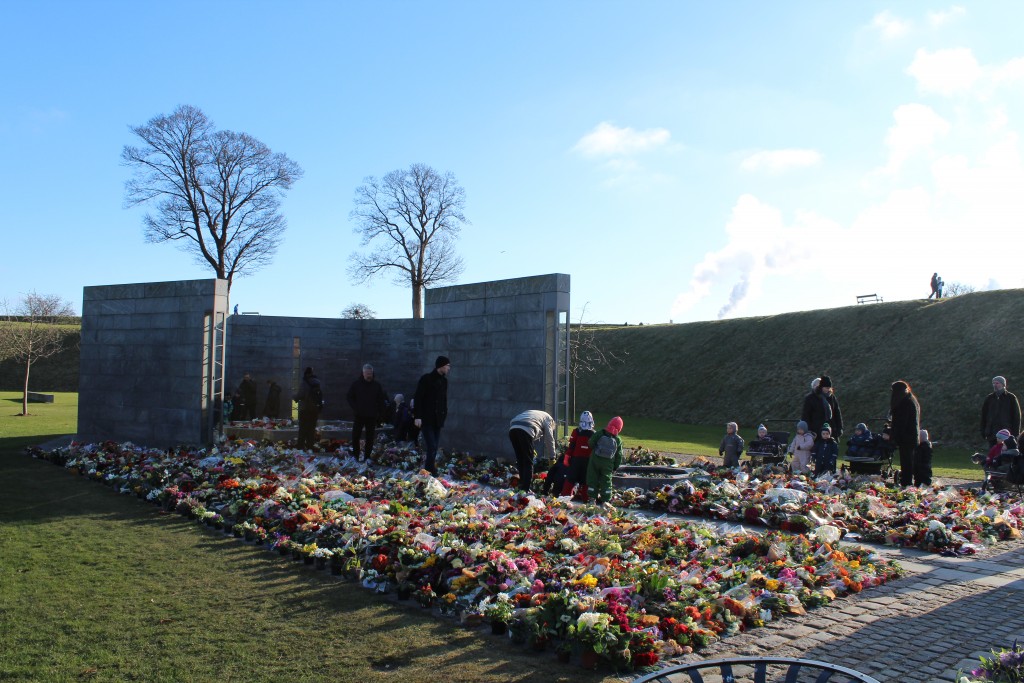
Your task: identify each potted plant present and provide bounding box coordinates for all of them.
[568,612,620,670]
[483,595,513,635]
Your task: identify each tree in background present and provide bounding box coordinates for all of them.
[341,303,377,319]
[943,281,976,297]
[349,163,468,318]
[0,293,75,416]
[564,303,627,419]
[122,105,303,291]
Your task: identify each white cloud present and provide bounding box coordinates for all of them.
[872,10,912,39]
[927,5,966,27]
[906,47,982,95]
[740,149,822,173]
[572,121,671,157]
[671,195,844,319]
[881,103,951,173]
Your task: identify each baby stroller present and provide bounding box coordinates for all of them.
[842,420,898,483]
[972,445,1024,493]
[746,421,789,467]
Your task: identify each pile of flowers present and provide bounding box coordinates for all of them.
[30,439,906,671]
[958,641,1024,682]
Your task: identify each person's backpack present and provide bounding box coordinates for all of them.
[308,381,324,410]
[592,433,618,458]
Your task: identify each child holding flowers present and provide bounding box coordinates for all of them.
[587,416,624,505]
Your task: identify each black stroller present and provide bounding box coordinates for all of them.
[746,421,790,467]
[972,443,1024,493]
[842,420,899,483]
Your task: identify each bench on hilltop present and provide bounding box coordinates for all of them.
[856,293,883,304]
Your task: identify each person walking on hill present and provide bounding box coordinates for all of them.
[508,409,557,493]
[347,363,388,458]
[801,377,832,438]
[414,356,450,475]
[890,380,921,487]
[928,273,941,299]
[981,375,1021,447]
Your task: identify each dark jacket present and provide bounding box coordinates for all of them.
[890,394,921,447]
[294,375,322,415]
[981,391,1022,441]
[347,376,387,420]
[413,369,448,427]
[801,389,832,436]
[812,438,839,473]
[824,393,844,439]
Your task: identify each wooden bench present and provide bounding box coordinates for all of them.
[856,293,883,304]
[632,656,881,683]
[27,392,54,403]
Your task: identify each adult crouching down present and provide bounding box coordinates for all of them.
[890,380,921,487]
[508,410,557,493]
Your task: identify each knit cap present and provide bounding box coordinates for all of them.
[997,429,1012,441]
[606,416,624,435]
[579,411,595,431]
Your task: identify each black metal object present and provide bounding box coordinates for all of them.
[631,656,882,683]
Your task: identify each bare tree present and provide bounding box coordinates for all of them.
[943,281,976,297]
[122,105,303,291]
[0,292,75,416]
[349,163,468,318]
[341,303,377,319]
[564,303,628,418]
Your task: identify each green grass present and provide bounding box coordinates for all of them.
[0,390,78,451]
[0,394,614,683]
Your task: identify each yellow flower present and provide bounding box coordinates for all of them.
[848,561,860,569]
[765,579,780,591]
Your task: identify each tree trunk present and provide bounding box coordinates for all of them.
[21,356,30,416]
[412,282,423,319]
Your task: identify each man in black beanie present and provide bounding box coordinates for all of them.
[414,355,450,475]
[819,375,844,442]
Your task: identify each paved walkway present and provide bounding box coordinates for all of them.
[661,537,1024,682]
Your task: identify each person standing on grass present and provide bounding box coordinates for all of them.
[508,409,557,493]
[819,376,844,442]
[347,364,388,459]
[587,416,624,505]
[414,356,450,475]
[981,375,1021,447]
[890,380,921,487]
[801,377,832,439]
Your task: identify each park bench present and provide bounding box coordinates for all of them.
[27,392,54,403]
[632,656,881,683]
[856,294,883,304]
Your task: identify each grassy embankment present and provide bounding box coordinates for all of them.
[578,289,1024,479]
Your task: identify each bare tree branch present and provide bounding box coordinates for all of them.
[122,105,302,291]
[340,303,377,319]
[348,163,468,318]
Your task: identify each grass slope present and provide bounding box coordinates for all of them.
[576,289,1024,447]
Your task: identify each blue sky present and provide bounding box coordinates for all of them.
[4,1,1023,324]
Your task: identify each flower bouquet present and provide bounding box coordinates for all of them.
[958,640,1024,682]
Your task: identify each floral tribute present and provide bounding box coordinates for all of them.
[30,439,912,672]
[958,640,1024,682]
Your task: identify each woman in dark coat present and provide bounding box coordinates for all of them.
[889,380,921,487]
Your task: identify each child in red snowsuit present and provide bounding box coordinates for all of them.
[560,411,596,501]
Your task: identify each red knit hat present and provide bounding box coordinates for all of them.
[606,416,623,435]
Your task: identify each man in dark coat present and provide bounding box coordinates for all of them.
[263,380,282,419]
[346,363,388,458]
[414,355,450,475]
[294,367,322,450]
[981,375,1021,447]
[238,373,259,420]
[819,375,844,441]
[801,377,832,438]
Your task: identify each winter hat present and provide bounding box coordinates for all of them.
[394,394,404,404]
[821,423,832,435]
[796,420,808,432]
[994,376,1007,387]
[920,429,929,442]
[725,421,738,433]
[435,355,451,369]
[855,422,868,432]
[997,429,1012,441]
[304,367,314,377]
[820,375,833,388]
[810,378,821,391]
[606,416,624,435]
[579,411,595,431]
[757,423,767,435]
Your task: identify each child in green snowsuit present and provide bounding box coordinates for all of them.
[586,416,624,504]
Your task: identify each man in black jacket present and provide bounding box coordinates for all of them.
[414,355,450,475]
[982,375,1021,446]
[819,375,844,442]
[347,364,388,458]
[801,377,832,438]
